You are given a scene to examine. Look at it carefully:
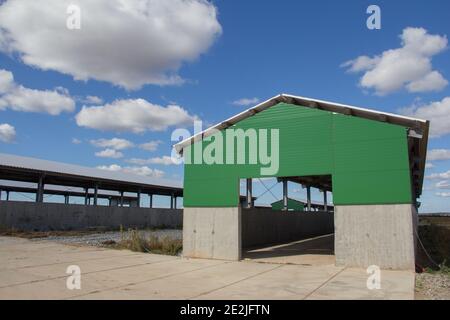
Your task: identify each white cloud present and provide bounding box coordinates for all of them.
[83,95,103,105]
[232,97,260,107]
[0,0,222,90]
[436,192,450,197]
[76,98,198,133]
[427,170,450,180]
[401,97,450,138]
[0,69,75,115]
[0,123,16,143]
[436,180,450,189]
[425,163,434,169]
[97,164,164,178]
[139,140,162,152]
[126,155,176,166]
[342,27,448,95]
[427,149,450,161]
[95,148,124,159]
[90,138,134,150]
[72,138,81,144]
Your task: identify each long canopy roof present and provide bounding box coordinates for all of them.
[0,153,182,196]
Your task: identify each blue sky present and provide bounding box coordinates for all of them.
[0,0,449,212]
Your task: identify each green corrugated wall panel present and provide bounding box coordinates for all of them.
[183,103,412,207]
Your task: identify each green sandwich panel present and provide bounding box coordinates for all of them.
[183,103,412,207]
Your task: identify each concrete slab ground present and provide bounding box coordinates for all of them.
[0,236,415,300]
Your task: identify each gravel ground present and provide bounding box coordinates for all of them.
[30,229,182,247]
[416,272,450,300]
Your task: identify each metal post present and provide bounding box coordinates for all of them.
[84,188,89,205]
[36,175,44,203]
[307,186,311,211]
[120,191,124,207]
[137,190,141,208]
[246,178,253,208]
[149,194,153,208]
[282,179,288,211]
[93,184,98,206]
[323,190,328,211]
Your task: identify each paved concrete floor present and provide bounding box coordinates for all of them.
[0,236,415,300]
[243,234,335,266]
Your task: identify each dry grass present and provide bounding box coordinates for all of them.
[108,229,182,256]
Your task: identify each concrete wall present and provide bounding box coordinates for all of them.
[183,207,241,260]
[241,208,334,248]
[0,201,182,231]
[334,204,416,270]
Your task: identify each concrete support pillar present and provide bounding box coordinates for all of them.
[183,207,241,261]
[149,194,153,208]
[323,190,328,211]
[282,180,288,211]
[36,175,44,203]
[6,191,10,201]
[0,189,2,200]
[64,194,69,204]
[170,194,174,209]
[120,191,124,207]
[246,178,253,208]
[93,184,98,206]
[84,188,89,205]
[335,204,416,270]
[306,186,311,211]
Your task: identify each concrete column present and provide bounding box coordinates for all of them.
[120,191,124,207]
[0,189,2,200]
[64,194,69,204]
[174,196,177,209]
[246,178,253,208]
[36,175,44,203]
[282,180,288,211]
[6,191,10,201]
[170,194,174,209]
[93,184,98,206]
[183,207,241,261]
[335,204,416,270]
[306,186,311,211]
[149,194,153,208]
[323,190,328,211]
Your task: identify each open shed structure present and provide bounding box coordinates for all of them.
[175,94,429,270]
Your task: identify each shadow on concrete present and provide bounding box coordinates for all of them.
[242,234,335,265]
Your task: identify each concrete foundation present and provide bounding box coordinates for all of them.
[334,204,416,270]
[241,208,334,248]
[183,207,241,260]
[0,201,182,231]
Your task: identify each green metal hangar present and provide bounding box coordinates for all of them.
[174,94,429,270]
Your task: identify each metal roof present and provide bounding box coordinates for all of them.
[174,93,429,198]
[0,153,182,196]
